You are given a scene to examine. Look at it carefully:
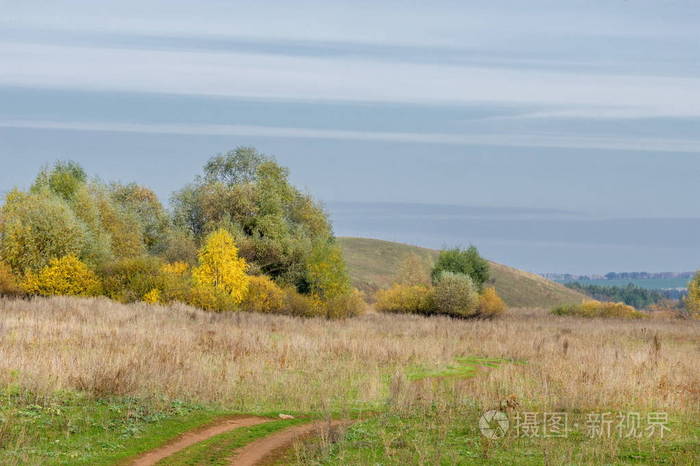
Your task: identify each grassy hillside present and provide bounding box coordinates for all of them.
[338,237,587,308]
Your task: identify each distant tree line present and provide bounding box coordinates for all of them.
[565,282,684,309]
[603,271,694,280]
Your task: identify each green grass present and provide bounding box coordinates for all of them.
[159,418,307,465]
[338,237,587,308]
[287,406,700,465]
[0,389,227,465]
[406,357,526,381]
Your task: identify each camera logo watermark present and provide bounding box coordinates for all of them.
[479,410,670,439]
[479,410,509,439]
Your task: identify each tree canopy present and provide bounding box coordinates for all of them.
[431,246,490,290]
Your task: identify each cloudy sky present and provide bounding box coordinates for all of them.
[1,0,699,272]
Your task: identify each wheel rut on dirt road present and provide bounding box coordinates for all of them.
[129,415,272,466]
[227,420,349,466]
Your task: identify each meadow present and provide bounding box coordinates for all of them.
[0,296,698,464]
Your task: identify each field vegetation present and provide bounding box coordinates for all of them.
[0,297,697,464]
[551,300,647,319]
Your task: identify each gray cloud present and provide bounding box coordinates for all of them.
[3,119,700,153]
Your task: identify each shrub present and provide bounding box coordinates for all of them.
[478,287,506,318]
[161,261,190,275]
[282,287,324,318]
[551,300,646,319]
[431,246,489,290]
[22,255,101,297]
[100,256,164,302]
[0,262,22,297]
[143,288,161,304]
[323,289,366,319]
[241,275,285,314]
[184,284,239,312]
[433,272,480,318]
[375,284,435,315]
[192,229,250,304]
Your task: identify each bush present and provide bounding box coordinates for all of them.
[431,246,489,290]
[22,255,102,297]
[433,272,479,318]
[552,300,646,319]
[375,284,435,315]
[323,289,366,319]
[0,262,22,297]
[282,288,325,318]
[143,288,161,304]
[100,256,164,302]
[478,287,506,318]
[183,284,239,312]
[241,275,286,314]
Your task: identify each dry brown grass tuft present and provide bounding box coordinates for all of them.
[0,297,698,416]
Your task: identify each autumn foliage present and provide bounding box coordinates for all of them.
[192,229,250,304]
[551,300,646,319]
[22,255,102,297]
[0,153,363,318]
[0,261,22,297]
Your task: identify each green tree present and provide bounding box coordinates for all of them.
[431,246,490,289]
[172,147,334,291]
[109,183,170,253]
[306,240,352,299]
[0,190,88,273]
[31,160,88,201]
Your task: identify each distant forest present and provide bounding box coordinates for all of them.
[546,271,694,281]
[565,282,686,309]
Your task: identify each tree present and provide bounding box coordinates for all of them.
[192,229,250,304]
[306,240,351,299]
[109,183,170,253]
[171,147,334,290]
[0,190,87,273]
[31,160,87,201]
[203,147,269,186]
[431,246,490,289]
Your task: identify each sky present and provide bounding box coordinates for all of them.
[1,0,699,273]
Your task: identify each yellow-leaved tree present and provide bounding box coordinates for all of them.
[22,255,102,296]
[192,229,250,304]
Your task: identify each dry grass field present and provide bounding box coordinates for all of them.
[1,296,698,464]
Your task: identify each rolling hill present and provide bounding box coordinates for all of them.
[338,237,587,308]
